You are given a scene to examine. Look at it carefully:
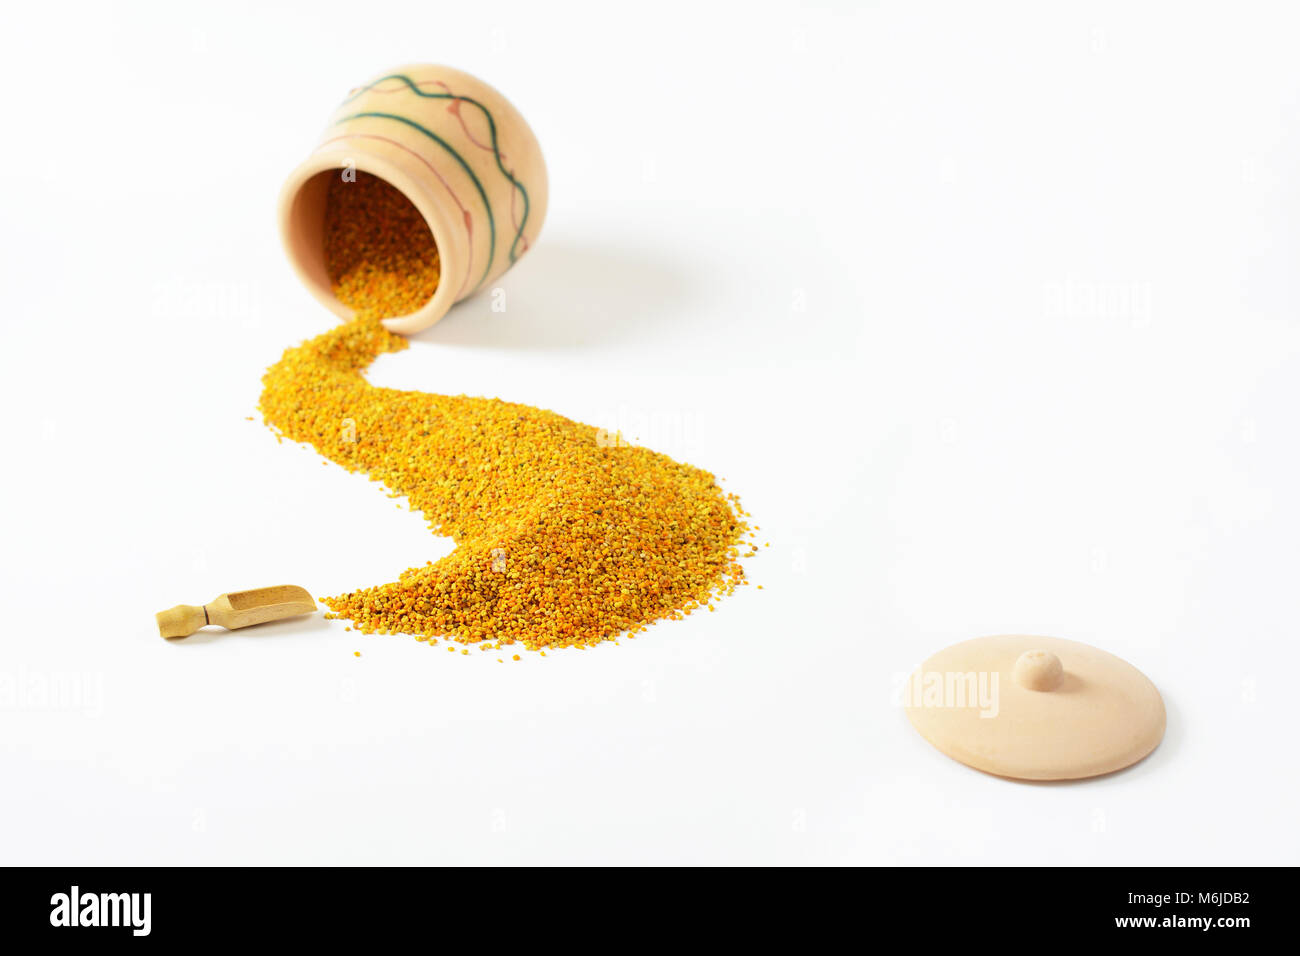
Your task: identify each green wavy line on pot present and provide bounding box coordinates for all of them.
[334,111,495,292]
[342,75,531,264]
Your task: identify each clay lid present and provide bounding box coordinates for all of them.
[904,634,1165,781]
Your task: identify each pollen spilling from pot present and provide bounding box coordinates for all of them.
[258,171,755,653]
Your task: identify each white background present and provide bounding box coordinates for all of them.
[1,0,1297,865]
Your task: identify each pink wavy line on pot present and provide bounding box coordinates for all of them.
[349,80,509,160]
[345,78,530,259]
[319,133,476,298]
[425,79,528,250]
[427,80,507,159]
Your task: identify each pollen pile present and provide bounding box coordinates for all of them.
[259,172,752,652]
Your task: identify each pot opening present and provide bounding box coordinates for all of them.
[283,167,441,321]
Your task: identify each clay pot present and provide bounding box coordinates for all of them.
[278,64,548,334]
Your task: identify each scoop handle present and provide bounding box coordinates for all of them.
[156,604,208,639]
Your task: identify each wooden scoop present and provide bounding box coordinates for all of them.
[157,585,317,639]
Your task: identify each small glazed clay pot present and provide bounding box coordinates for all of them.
[278,64,548,334]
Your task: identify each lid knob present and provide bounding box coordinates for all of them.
[1013,650,1064,691]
